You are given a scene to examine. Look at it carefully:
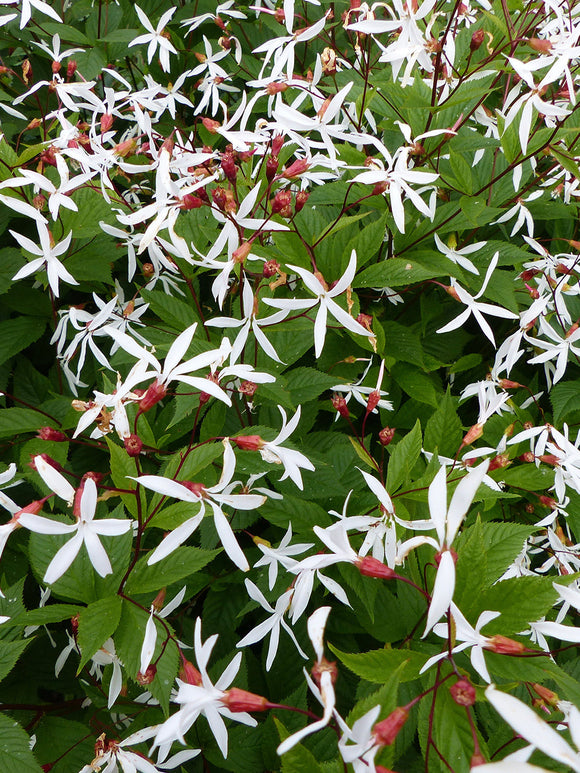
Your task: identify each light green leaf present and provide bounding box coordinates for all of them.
[77,595,123,670]
[387,419,422,491]
[124,547,219,595]
[0,714,43,772]
[330,645,427,683]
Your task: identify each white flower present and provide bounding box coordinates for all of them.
[437,252,518,347]
[236,579,307,670]
[134,439,265,571]
[129,5,178,73]
[153,618,256,761]
[263,250,372,358]
[22,474,131,584]
[258,406,315,490]
[11,221,77,297]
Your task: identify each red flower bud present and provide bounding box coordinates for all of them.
[373,707,409,745]
[180,660,202,685]
[263,259,280,278]
[357,556,396,580]
[123,434,143,457]
[36,426,67,442]
[234,435,264,451]
[100,113,114,133]
[66,60,77,79]
[181,193,203,210]
[238,381,258,397]
[470,28,485,50]
[379,427,395,446]
[280,158,309,179]
[332,394,350,418]
[271,189,292,216]
[295,190,310,213]
[222,688,270,712]
[136,664,157,685]
[139,380,167,412]
[221,151,237,183]
[450,678,476,706]
[485,635,525,654]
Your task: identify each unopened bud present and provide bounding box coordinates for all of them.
[266,82,288,95]
[37,426,67,442]
[266,155,279,181]
[519,451,535,463]
[238,380,258,398]
[373,707,409,745]
[221,151,237,183]
[139,381,167,412]
[66,60,77,79]
[180,660,202,685]
[485,635,525,654]
[271,189,292,217]
[539,454,559,466]
[123,434,143,457]
[470,28,485,50]
[222,688,270,712]
[357,556,396,580]
[379,426,395,446]
[372,181,388,196]
[450,678,476,706]
[461,422,484,447]
[100,113,114,133]
[233,435,264,451]
[366,390,381,414]
[295,190,310,213]
[532,683,559,707]
[136,664,157,684]
[332,393,350,418]
[202,117,220,133]
[528,37,552,53]
[280,158,309,179]
[488,453,510,471]
[263,259,280,278]
[538,495,557,509]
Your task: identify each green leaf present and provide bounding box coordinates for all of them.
[355,258,447,288]
[348,435,379,470]
[114,600,179,713]
[454,517,488,614]
[285,367,338,403]
[141,289,198,331]
[382,321,426,368]
[495,465,554,491]
[0,714,43,772]
[274,718,323,773]
[424,389,462,456]
[0,639,32,683]
[330,645,427,683]
[474,576,558,635]
[106,438,143,518]
[449,150,474,194]
[0,317,45,367]
[0,408,57,438]
[387,419,422,491]
[550,381,580,425]
[125,547,219,594]
[12,604,82,627]
[77,595,123,670]
[392,363,440,407]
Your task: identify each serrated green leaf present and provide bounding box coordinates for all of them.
[124,547,219,594]
[392,363,440,407]
[274,718,323,773]
[0,408,57,438]
[0,714,43,772]
[285,367,338,404]
[140,289,198,331]
[355,258,446,288]
[0,317,45,367]
[77,595,122,670]
[12,604,82,627]
[474,576,558,635]
[424,389,462,456]
[387,419,422,491]
[0,639,32,683]
[348,435,379,470]
[330,645,427,683]
[550,381,580,425]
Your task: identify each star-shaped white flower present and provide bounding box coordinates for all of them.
[129,5,178,73]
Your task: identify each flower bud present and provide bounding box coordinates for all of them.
[263,259,280,278]
[379,426,395,446]
[136,664,157,685]
[450,678,476,706]
[271,189,293,216]
[232,241,253,264]
[221,151,237,183]
[238,381,258,398]
[66,60,77,79]
[113,139,137,158]
[488,454,510,471]
[100,113,114,133]
[470,28,485,50]
[372,181,388,196]
[295,190,310,213]
[180,660,202,685]
[123,434,143,457]
[357,556,396,580]
[485,635,525,654]
[366,390,381,414]
[266,82,288,95]
[528,37,552,53]
[266,155,279,181]
[332,393,350,418]
[233,435,265,451]
[222,688,270,712]
[281,158,309,179]
[519,451,535,463]
[181,193,203,210]
[36,426,67,442]
[139,380,167,412]
[532,683,559,707]
[356,313,373,331]
[461,422,484,447]
[373,707,409,745]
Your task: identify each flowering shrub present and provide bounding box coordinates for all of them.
[2,0,580,770]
